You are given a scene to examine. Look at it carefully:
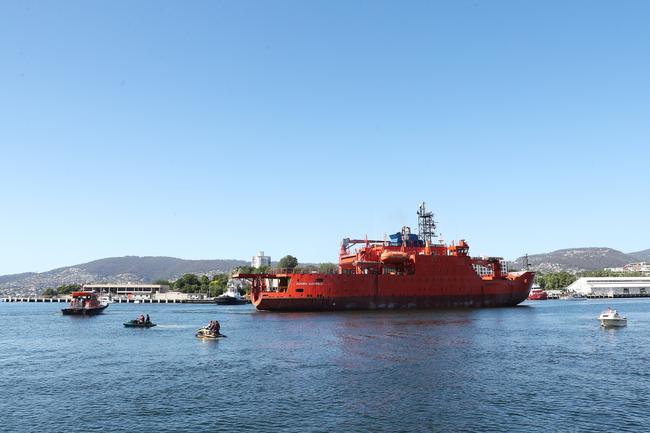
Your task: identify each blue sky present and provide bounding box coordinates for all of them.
[1,1,649,275]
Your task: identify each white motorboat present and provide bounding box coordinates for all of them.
[599,308,627,327]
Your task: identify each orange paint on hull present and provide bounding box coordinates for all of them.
[246,255,534,312]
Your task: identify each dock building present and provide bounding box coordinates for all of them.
[566,277,650,298]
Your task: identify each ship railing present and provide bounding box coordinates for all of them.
[263,267,338,275]
[232,267,338,280]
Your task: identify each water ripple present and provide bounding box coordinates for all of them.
[3,300,650,432]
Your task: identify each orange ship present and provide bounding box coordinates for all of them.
[234,203,534,311]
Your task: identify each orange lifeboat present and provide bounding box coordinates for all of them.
[339,255,356,269]
[380,250,409,264]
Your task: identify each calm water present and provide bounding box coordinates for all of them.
[2,299,650,432]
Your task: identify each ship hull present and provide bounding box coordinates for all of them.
[251,270,534,312]
[241,243,535,312]
[254,292,530,312]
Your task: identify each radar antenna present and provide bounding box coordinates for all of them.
[417,202,437,244]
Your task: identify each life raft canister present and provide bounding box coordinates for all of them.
[380,251,409,264]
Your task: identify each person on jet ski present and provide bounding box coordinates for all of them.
[207,320,220,334]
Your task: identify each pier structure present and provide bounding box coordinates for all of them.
[1,296,231,304]
[2,284,237,304]
[2,297,69,303]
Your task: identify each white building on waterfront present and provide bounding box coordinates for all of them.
[252,251,271,268]
[566,277,650,297]
[83,283,169,300]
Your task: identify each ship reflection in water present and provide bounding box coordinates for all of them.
[334,312,475,365]
[2,300,648,432]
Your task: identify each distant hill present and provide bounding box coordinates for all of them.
[0,256,249,296]
[3,248,648,296]
[0,272,37,284]
[515,247,646,273]
[51,256,248,281]
[629,249,650,262]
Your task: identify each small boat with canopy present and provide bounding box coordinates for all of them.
[61,291,109,316]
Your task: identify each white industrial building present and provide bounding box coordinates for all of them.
[566,277,650,298]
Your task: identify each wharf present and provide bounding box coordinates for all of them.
[1,297,224,304]
[2,297,69,303]
[543,293,650,300]
[584,293,650,299]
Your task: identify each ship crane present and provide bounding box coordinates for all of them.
[341,238,384,253]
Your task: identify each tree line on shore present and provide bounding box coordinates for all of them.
[41,255,339,297]
[43,255,643,297]
[40,274,233,297]
[42,284,82,297]
[40,259,644,296]
[234,255,337,275]
[535,270,644,291]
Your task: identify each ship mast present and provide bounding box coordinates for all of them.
[417,202,437,244]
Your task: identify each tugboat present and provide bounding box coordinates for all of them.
[215,281,248,305]
[61,291,109,316]
[527,288,549,300]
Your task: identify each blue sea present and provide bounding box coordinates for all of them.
[2,299,650,432]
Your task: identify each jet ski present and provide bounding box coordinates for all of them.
[195,327,226,339]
